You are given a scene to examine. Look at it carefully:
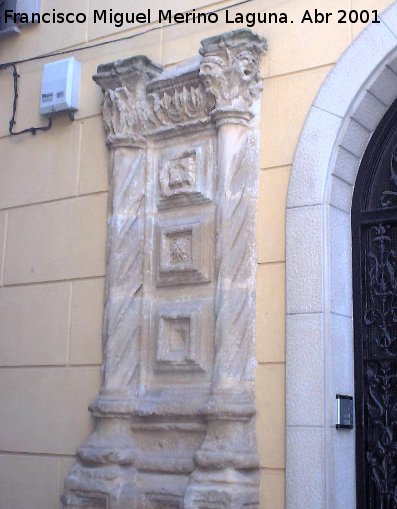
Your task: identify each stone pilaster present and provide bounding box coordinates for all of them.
[62,57,162,509]
[92,57,161,403]
[185,31,267,509]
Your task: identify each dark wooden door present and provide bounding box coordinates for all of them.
[352,101,397,509]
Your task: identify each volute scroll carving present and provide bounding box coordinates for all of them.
[62,29,267,509]
[200,31,267,125]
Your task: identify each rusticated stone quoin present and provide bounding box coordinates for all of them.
[62,30,267,509]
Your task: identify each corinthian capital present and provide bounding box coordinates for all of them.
[93,56,162,147]
[199,30,267,124]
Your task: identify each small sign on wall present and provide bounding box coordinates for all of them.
[336,394,354,429]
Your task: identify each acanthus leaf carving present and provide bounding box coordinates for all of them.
[93,56,162,146]
[149,83,210,126]
[102,82,211,143]
[199,30,267,122]
[102,87,151,146]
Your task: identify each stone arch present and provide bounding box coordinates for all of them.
[286,3,397,508]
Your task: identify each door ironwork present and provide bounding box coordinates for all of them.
[353,101,397,509]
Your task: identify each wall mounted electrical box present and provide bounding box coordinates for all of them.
[0,0,41,37]
[40,57,81,118]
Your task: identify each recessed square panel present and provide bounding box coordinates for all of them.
[153,301,212,373]
[156,136,215,209]
[160,152,196,197]
[164,229,193,267]
[157,315,191,363]
[155,213,213,287]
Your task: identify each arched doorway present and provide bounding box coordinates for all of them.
[352,101,397,509]
[286,3,397,508]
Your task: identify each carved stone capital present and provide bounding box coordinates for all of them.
[200,29,267,124]
[93,56,162,147]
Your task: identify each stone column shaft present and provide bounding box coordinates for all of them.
[101,145,145,398]
[185,30,267,509]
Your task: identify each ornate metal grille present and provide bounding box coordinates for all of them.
[353,100,397,509]
[363,225,397,508]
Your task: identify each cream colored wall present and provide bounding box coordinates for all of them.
[0,0,392,507]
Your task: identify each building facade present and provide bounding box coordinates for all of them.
[0,0,396,508]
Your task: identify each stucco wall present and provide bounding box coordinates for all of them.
[0,0,392,507]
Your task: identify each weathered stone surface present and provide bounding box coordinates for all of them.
[200,30,267,125]
[62,29,266,509]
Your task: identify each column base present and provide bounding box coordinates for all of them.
[62,463,136,509]
[62,412,137,509]
[184,468,259,509]
[184,387,260,509]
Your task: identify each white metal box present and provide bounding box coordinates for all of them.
[16,0,41,20]
[0,0,41,37]
[40,57,81,117]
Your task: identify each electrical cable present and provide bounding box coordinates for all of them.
[0,0,257,136]
[0,0,256,67]
[6,63,52,135]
